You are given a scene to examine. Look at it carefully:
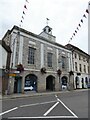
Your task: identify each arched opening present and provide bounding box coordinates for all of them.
[61,76,68,90]
[88,78,90,88]
[75,76,79,89]
[89,78,90,83]
[85,77,88,85]
[24,74,37,92]
[46,75,55,91]
[81,78,84,88]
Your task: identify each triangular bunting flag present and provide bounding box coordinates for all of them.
[73,33,75,36]
[83,14,87,18]
[86,9,89,14]
[77,27,79,30]
[22,16,24,19]
[79,24,81,27]
[81,19,83,23]
[23,11,25,15]
[21,20,23,23]
[26,0,29,3]
[75,30,77,33]
[24,5,27,9]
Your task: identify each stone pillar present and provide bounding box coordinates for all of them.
[69,75,74,90]
[70,75,74,90]
[7,76,14,94]
[55,77,60,91]
[59,76,62,91]
[22,75,25,94]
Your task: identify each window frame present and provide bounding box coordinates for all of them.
[75,62,78,71]
[28,47,35,65]
[47,52,53,67]
[61,56,66,69]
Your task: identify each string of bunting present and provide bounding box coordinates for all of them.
[11,0,29,46]
[68,4,90,43]
[19,0,29,27]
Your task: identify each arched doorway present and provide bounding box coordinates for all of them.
[75,76,79,89]
[81,78,84,88]
[46,75,55,91]
[85,77,88,85]
[61,76,68,90]
[24,74,37,92]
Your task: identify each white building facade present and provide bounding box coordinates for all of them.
[66,44,90,89]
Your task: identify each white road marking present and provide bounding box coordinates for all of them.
[57,98,78,118]
[0,100,56,116]
[55,95,58,98]
[20,100,57,108]
[8,116,76,119]
[43,101,59,116]
[0,107,18,116]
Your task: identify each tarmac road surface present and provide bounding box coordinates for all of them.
[1,89,89,119]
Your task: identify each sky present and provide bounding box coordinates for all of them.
[0,0,89,53]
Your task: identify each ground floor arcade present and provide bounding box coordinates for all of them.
[7,70,72,94]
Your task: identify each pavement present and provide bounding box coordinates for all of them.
[0,89,89,100]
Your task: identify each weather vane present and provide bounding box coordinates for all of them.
[46,18,50,26]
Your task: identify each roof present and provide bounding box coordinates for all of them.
[0,40,12,53]
[2,25,70,52]
[65,44,90,57]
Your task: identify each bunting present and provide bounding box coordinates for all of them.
[81,19,83,23]
[73,33,75,36]
[86,9,89,14]
[24,5,27,9]
[19,0,29,27]
[78,24,81,27]
[22,16,24,19]
[23,11,25,15]
[21,20,23,23]
[26,0,29,3]
[77,27,79,30]
[68,5,89,44]
[75,30,77,33]
[83,14,87,18]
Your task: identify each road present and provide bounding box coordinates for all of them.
[1,89,89,119]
